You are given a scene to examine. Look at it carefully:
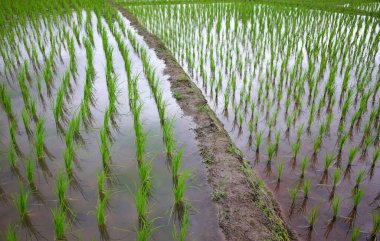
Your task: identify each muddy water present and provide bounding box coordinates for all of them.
[0,11,222,241]
[128,3,380,241]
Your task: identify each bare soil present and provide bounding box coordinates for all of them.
[116,5,297,241]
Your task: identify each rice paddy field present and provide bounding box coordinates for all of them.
[1,0,380,241]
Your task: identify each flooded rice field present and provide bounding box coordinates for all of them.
[128,2,380,241]
[0,2,222,240]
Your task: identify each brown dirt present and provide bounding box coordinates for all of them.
[115,5,298,241]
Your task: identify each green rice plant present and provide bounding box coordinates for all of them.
[267,143,276,162]
[289,187,298,208]
[292,142,300,159]
[0,83,15,120]
[331,196,340,221]
[277,161,283,182]
[162,118,175,159]
[351,227,360,241]
[274,131,280,152]
[35,118,45,159]
[9,119,18,147]
[332,168,341,190]
[173,205,190,241]
[352,188,364,211]
[255,130,263,153]
[55,171,68,209]
[300,156,308,179]
[13,185,29,221]
[174,170,189,209]
[353,170,365,191]
[139,159,152,194]
[100,127,110,170]
[308,206,318,230]
[21,108,31,134]
[26,155,35,186]
[98,170,105,198]
[347,147,359,168]
[369,213,380,241]
[296,124,304,143]
[8,142,17,168]
[53,87,65,123]
[52,207,66,240]
[303,179,311,199]
[137,218,154,241]
[96,193,108,226]
[371,147,380,169]
[323,153,334,173]
[248,119,254,137]
[135,187,148,224]
[63,144,74,175]
[172,148,183,182]
[313,135,322,155]
[5,225,16,241]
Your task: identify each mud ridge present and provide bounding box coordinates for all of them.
[115,4,298,241]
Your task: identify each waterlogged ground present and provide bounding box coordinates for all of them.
[128,2,380,241]
[0,7,222,241]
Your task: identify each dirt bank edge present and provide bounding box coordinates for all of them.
[115,4,297,241]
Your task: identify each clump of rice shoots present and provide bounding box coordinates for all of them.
[13,185,29,221]
[35,118,45,160]
[52,207,66,240]
[55,171,68,209]
[5,225,17,241]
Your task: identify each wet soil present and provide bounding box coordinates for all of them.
[115,5,297,241]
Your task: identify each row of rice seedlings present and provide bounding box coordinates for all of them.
[126,22,192,227]
[108,13,192,239]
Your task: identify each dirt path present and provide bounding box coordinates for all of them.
[116,5,297,241]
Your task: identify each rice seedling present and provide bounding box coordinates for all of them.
[134,187,148,225]
[8,142,17,169]
[0,83,15,120]
[331,196,340,221]
[291,142,300,159]
[13,185,29,221]
[35,118,45,160]
[173,205,190,241]
[173,171,189,210]
[371,147,379,169]
[100,127,110,170]
[63,144,74,176]
[139,159,152,194]
[172,148,183,182]
[98,170,105,199]
[300,157,308,179]
[325,153,335,170]
[136,218,154,241]
[351,227,360,241]
[26,155,35,187]
[346,146,359,172]
[369,213,380,241]
[5,225,16,241]
[96,193,108,226]
[255,130,263,153]
[349,188,364,220]
[277,161,283,183]
[289,187,298,211]
[308,206,318,230]
[267,143,276,163]
[303,179,311,199]
[52,207,66,240]
[55,171,68,209]
[353,169,365,192]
